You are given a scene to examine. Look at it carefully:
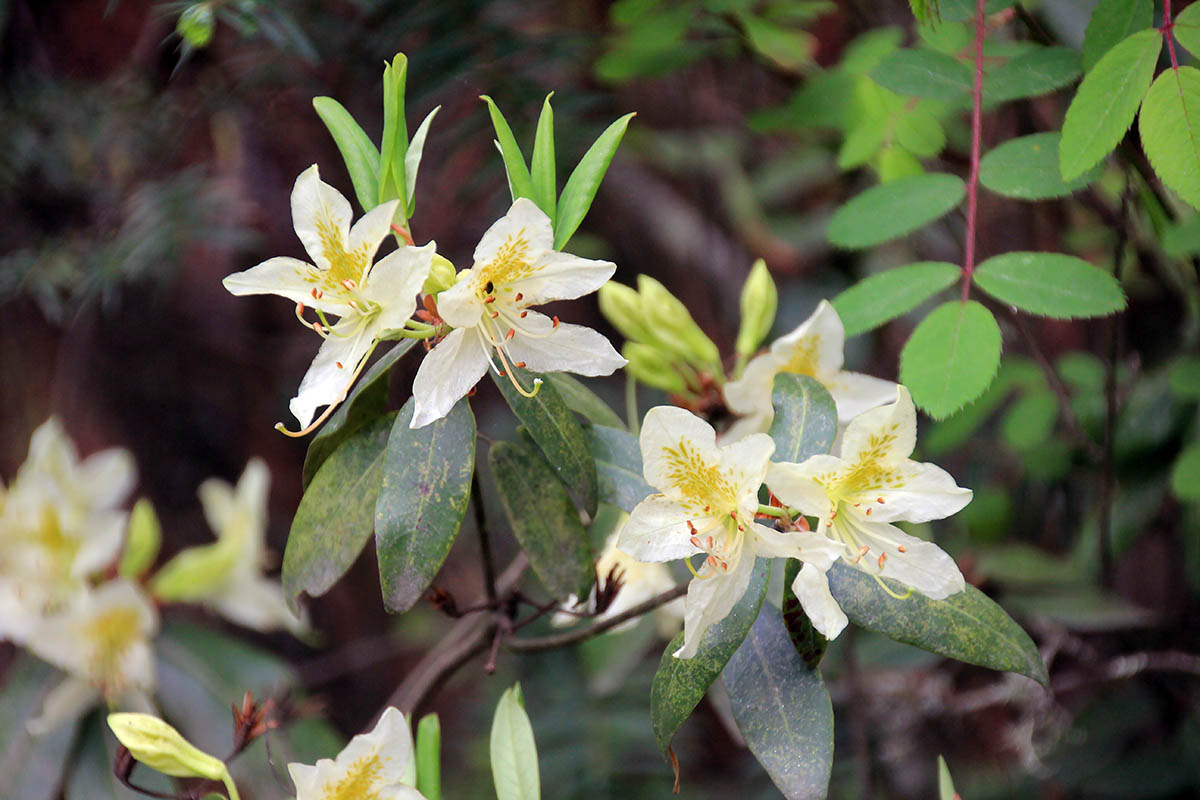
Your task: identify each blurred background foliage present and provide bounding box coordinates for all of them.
[1,0,1198,798]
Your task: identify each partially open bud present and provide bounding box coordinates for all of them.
[118,498,162,579]
[623,343,689,394]
[176,3,215,49]
[148,537,239,602]
[107,713,228,781]
[735,259,777,358]
[636,276,721,371]
[422,253,457,295]
[598,281,655,344]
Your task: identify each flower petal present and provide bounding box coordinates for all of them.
[76,449,136,510]
[674,552,756,658]
[210,577,307,635]
[838,385,916,466]
[25,677,99,736]
[289,319,375,428]
[287,762,321,799]
[502,316,626,377]
[826,370,898,425]
[753,523,842,569]
[410,328,491,428]
[619,495,706,562]
[768,299,846,378]
[766,457,842,516]
[222,257,353,316]
[473,197,553,267]
[839,517,965,599]
[513,250,617,305]
[791,562,848,639]
[365,242,436,331]
[435,275,483,328]
[291,165,353,272]
[717,433,774,499]
[722,353,779,417]
[848,461,972,524]
[638,406,721,497]
[333,706,413,788]
[349,199,402,279]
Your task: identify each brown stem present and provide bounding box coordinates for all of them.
[505,584,688,652]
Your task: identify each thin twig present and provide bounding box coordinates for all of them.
[505,584,688,652]
[960,0,987,302]
[471,475,497,605]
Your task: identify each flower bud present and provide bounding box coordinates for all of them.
[636,276,721,371]
[118,498,162,579]
[107,713,228,781]
[422,254,457,295]
[176,4,215,49]
[148,538,240,602]
[623,343,689,394]
[735,259,778,357]
[598,282,655,344]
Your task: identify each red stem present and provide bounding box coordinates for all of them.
[1163,0,1181,71]
[961,0,986,302]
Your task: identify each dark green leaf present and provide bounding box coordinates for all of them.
[782,558,828,668]
[492,366,598,516]
[303,340,415,487]
[984,46,1081,105]
[722,610,834,800]
[870,48,973,102]
[1139,66,1200,212]
[376,398,476,612]
[832,261,960,336]
[767,374,838,463]
[1169,356,1200,398]
[530,94,557,220]
[543,373,625,430]
[980,132,1102,199]
[283,412,394,613]
[973,251,1126,318]
[554,113,636,249]
[900,300,1002,419]
[827,561,1049,685]
[312,97,381,213]
[480,96,534,202]
[586,424,654,514]
[489,441,593,600]
[650,558,771,756]
[1083,0,1153,72]
[0,655,77,800]
[827,174,965,249]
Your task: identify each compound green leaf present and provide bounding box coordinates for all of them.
[767,374,837,463]
[984,46,1081,105]
[832,261,960,336]
[900,300,1002,419]
[555,112,635,249]
[1172,1,1200,60]
[870,48,973,102]
[828,174,965,249]
[481,95,534,203]
[543,373,625,429]
[375,398,476,613]
[1139,66,1200,212]
[1059,28,1161,181]
[722,610,833,800]
[312,96,381,214]
[530,94,557,220]
[980,132,1102,199]
[586,424,654,513]
[490,685,540,800]
[973,251,1126,318]
[650,559,770,756]
[1083,0,1153,72]
[826,560,1049,686]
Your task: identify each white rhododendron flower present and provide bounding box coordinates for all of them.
[25,579,159,734]
[288,706,426,800]
[723,300,896,439]
[410,198,625,428]
[767,386,972,639]
[618,406,843,658]
[223,165,434,430]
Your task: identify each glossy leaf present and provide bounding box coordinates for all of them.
[973,251,1126,318]
[1171,1,1200,60]
[828,174,965,249]
[782,558,828,668]
[303,340,415,487]
[490,441,593,600]
[980,132,1101,199]
[984,46,1081,105]
[1083,0,1153,72]
[767,374,837,464]
[481,95,534,202]
[312,96,381,213]
[827,561,1049,685]
[1059,28,1161,181]
[543,373,625,430]
[0,655,78,800]
[586,424,654,514]
[378,54,409,211]
[405,106,440,214]
[554,112,635,249]
[530,94,557,220]
[870,48,973,102]
[1139,66,1200,212]
[376,398,476,613]
[490,685,540,800]
[650,558,770,756]
[832,261,960,336]
[722,610,834,800]
[492,366,598,515]
[1171,442,1200,501]
[900,300,1002,419]
[283,412,394,613]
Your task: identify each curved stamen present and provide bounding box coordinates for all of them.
[274,340,379,438]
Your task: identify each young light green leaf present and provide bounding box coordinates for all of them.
[405,106,440,216]
[416,714,442,800]
[1171,442,1200,501]
[542,373,625,430]
[767,374,838,464]
[737,12,816,73]
[283,412,394,613]
[379,54,409,211]
[826,560,1049,686]
[492,366,598,515]
[651,559,771,756]
[832,261,960,336]
[1083,0,1154,72]
[938,755,958,800]
[530,94,557,220]
[983,46,1081,105]
[481,95,534,202]
[586,424,654,513]
[973,251,1126,318]
[908,0,940,25]
[900,300,1002,419]
[828,174,965,249]
[312,96,381,213]
[119,498,162,578]
[375,398,475,613]
[1171,1,1200,60]
[490,685,540,800]
[870,48,973,102]
[490,441,593,600]
[893,109,946,158]
[980,132,1102,199]
[1059,28,1161,181]
[554,112,636,249]
[722,610,833,800]
[1139,66,1200,212]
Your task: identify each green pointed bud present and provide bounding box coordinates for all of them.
[148,537,240,602]
[176,4,215,49]
[623,343,689,394]
[118,498,161,579]
[416,713,442,800]
[636,275,721,371]
[423,254,457,295]
[598,281,654,343]
[735,259,777,357]
[107,713,228,781]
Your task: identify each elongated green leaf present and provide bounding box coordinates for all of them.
[586,424,654,513]
[782,558,828,668]
[650,559,771,756]
[826,561,1049,685]
[283,412,394,612]
[973,251,1126,318]
[312,96,381,213]
[937,755,958,800]
[379,55,409,210]
[1170,1,1200,60]
[1059,28,1161,181]
[416,714,442,800]
[1139,66,1200,212]
[303,340,415,487]
[490,441,593,600]
[554,112,635,249]
[530,94,557,220]
[543,373,625,429]
[828,174,965,249]
[0,655,77,800]
[376,398,475,613]
[984,46,1081,105]
[1171,442,1200,501]
[900,300,1002,419]
[768,374,837,463]
[1083,0,1153,72]
[832,262,960,336]
[491,685,540,800]
[980,132,1102,199]
[481,96,534,203]
[405,106,440,215]
[722,610,833,800]
[492,366,598,515]
[870,48,973,102]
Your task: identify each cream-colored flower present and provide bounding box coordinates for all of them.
[618,406,843,658]
[288,706,426,800]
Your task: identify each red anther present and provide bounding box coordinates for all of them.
[505,329,515,341]
[859,545,870,556]
[310,288,318,299]
[491,311,499,318]
[865,508,872,516]
[877,497,885,503]
[704,505,711,512]
[514,292,523,301]
[336,362,344,369]
[311,322,323,334]
[897,545,907,553]
[690,536,703,548]
[467,387,477,397]
[878,552,888,569]
[853,502,861,507]
[424,294,438,314]
[825,520,833,527]
[348,299,358,309]
[315,289,323,299]
[729,510,738,519]
[720,561,729,571]
[484,296,496,304]
[296,302,305,314]
[830,510,838,520]
[520,311,528,318]
[796,516,810,531]
[341,279,356,290]
[552,315,560,328]
[706,536,714,548]
[706,555,719,569]
[497,370,506,377]
[514,361,526,368]
[686,520,699,535]
[737,525,745,531]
